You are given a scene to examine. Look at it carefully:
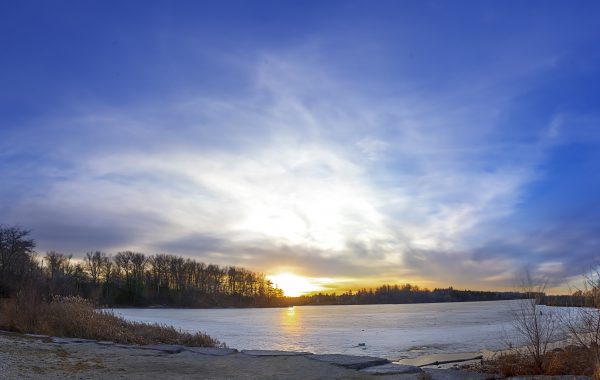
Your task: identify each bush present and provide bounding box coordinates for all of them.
[478,346,597,378]
[0,294,220,347]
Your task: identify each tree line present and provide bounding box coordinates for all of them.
[1,225,529,307]
[0,226,284,307]
[293,284,527,305]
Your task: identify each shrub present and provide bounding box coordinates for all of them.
[475,346,596,377]
[0,294,220,347]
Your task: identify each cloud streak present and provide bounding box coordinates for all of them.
[2,3,600,291]
[2,55,559,287]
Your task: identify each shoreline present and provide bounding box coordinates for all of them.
[2,330,588,379]
[103,299,526,310]
[0,330,500,379]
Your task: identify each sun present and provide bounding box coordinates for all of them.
[267,273,321,297]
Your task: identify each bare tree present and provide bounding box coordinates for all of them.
[84,251,106,285]
[100,254,113,283]
[44,251,72,280]
[114,251,132,281]
[561,264,600,371]
[510,273,560,373]
[0,226,36,296]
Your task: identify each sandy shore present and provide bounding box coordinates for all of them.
[0,331,500,380]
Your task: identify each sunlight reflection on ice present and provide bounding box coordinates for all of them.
[112,300,575,360]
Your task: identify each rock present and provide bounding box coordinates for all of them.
[361,363,423,375]
[424,368,498,380]
[358,343,366,346]
[139,344,184,354]
[401,352,484,367]
[52,337,96,344]
[309,354,389,369]
[114,343,140,350]
[509,376,591,380]
[241,350,312,356]
[481,349,497,360]
[184,347,238,356]
[24,334,50,339]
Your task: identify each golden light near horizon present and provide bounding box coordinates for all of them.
[267,273,324,297]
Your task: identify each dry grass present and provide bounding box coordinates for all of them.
[0,292,221,347]
[468,346,597,377]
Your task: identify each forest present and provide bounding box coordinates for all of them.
[0,226,284,307]
[1,226,526,307]
[296,285,526,305]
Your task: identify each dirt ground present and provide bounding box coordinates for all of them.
[0,332,417,380]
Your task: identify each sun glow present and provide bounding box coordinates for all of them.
[267,273,323,297]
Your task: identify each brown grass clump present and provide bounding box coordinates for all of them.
[472,346,597,378]
[594,365,600,380]
[0,293,221,347]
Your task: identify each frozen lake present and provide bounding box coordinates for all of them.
[112,300,556,360]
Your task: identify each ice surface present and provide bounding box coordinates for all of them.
[110,300,570,361]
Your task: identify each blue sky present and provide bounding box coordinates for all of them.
[1,1,600,291]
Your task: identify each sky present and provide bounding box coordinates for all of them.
[1,1,600,293]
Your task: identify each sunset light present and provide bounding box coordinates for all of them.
[267,273,323,297]
[4,2,600,378]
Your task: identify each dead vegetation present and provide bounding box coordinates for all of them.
[468,345,597,378]
[0,291,221,347]
[508,277,560,374]
[465,268,600,378]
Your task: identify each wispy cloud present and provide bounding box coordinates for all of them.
[4,0,600,294]
[4,49,574,289]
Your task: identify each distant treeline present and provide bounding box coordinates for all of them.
[2,226,529,308]
[293,284,527,305]
[539,292,595,308]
